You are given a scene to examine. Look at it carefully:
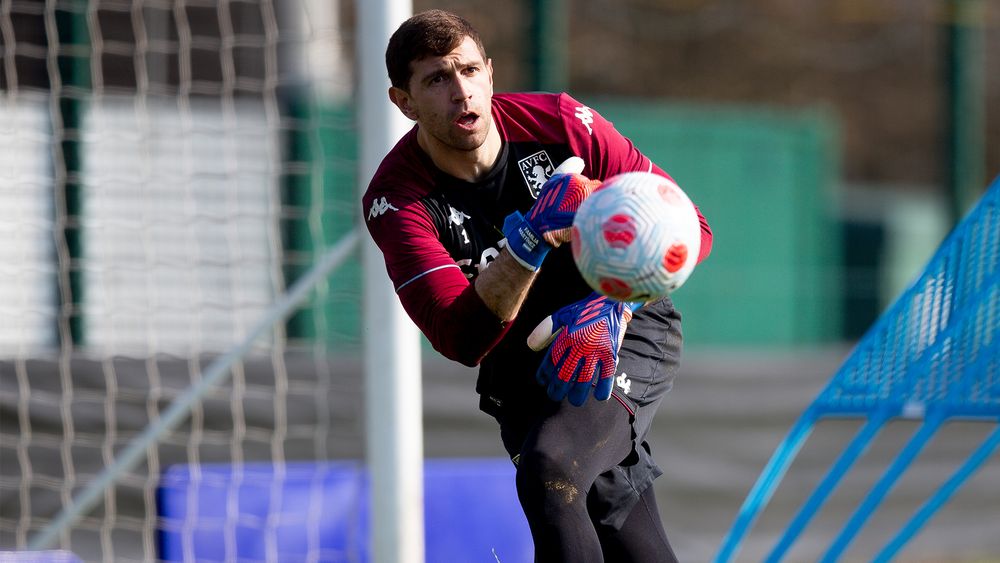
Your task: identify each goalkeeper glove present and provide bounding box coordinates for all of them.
[527,292,642,406]
[502,156,600,271]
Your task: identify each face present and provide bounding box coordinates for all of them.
[389,36,494,153]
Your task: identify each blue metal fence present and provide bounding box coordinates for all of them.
[716,176,1000,562]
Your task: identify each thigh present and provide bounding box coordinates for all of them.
[498,389,633,475]
[498,383,655,537]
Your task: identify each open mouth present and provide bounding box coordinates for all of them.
[455,112,479,129]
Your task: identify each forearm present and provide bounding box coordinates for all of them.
[481,160,594,320]
[394,246,535,366]
[474,245,539,322]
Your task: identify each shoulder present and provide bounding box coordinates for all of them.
[493,91,561,114]
[362,127,435,208]
[492,92,579,144]
[361,127,447,242]
[492,91,586,115]
[492,92,610,148]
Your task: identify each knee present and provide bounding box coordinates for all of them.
[515,449,584,508]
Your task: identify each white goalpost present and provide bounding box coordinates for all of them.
[357,3,425,563]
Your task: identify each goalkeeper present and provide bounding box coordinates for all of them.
[363,10,712,562]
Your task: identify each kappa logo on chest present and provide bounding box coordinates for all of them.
[517,150,555,199]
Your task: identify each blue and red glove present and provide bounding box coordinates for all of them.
[527,293,642,406]
[502,157,600,271]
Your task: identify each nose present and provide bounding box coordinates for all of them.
[451,75,473,102]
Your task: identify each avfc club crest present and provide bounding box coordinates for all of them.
[517,150,554,199]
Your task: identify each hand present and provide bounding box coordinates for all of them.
[527,293,640,406]
[526,157,601,246]
[502,157,601,270]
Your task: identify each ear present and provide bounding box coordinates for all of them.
[388,87,418,121]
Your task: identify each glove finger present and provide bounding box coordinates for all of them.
[568,378,592,407]
[593,378,613,402]
[616,319,628,352]
[553,352,586,403]
[546,375,572,402]
[567,354,597,407]
[543,345,574,400]
[552,156,584,176]
[535,346,557,387]
[593,363,614,402]
[558,349,591,384]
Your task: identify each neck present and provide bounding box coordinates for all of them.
[418,122,502,183]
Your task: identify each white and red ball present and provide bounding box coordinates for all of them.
[571,172,701,301]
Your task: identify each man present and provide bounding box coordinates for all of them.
[362,9,712,562]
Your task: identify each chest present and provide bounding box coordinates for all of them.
[423,143,573,279]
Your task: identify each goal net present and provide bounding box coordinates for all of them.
[0,1,364,560]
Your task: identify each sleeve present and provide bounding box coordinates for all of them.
[362,187,511,367]
[558,94,713,263]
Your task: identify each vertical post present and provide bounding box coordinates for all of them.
[943,0,986,221]
[54,2,88,346]
[357,3,424,563]
[529,0,568,92]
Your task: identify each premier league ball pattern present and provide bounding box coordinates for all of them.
[571,172,701,301]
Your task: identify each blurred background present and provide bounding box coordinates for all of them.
[0,0,997,561]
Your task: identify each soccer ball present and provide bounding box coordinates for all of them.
[571,172,701,301]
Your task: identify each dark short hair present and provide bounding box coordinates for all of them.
[386,10,487,91]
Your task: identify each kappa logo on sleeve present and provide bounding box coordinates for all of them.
[367,196,399,220]
[574,106,594,135]
[517,150,554,199]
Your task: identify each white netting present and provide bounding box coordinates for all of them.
[0,1,362,561]
[80,95,280,355]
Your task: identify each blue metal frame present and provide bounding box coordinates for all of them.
[873,422,1000,563]
[716,176,999,562]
